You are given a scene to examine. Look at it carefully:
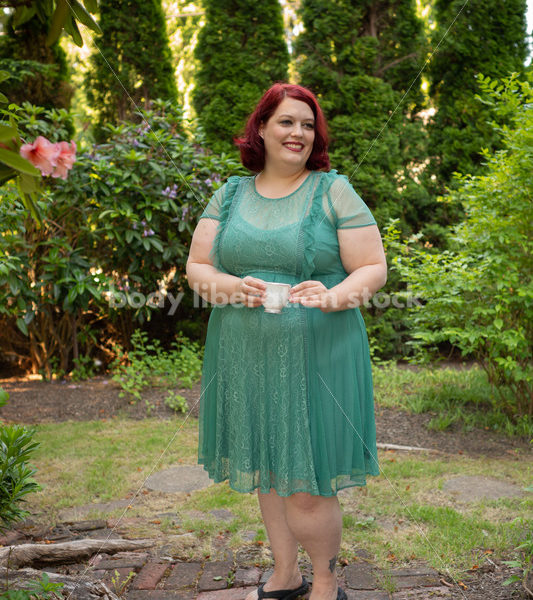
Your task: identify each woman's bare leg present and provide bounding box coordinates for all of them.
[245,488,304,600]
[285,493,342,600]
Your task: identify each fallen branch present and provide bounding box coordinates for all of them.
[377,442,440,453]
[0,538,154,568]
[0,566,120,599]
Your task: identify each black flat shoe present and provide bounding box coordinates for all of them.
[336,586,347,600]
[257,575,309,599]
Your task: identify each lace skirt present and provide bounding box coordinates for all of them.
[198,271,379,497]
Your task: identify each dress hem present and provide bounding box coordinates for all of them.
[198,460,380,497]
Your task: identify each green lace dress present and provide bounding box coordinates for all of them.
[197,169,380,497]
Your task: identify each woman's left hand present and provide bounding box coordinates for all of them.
[289,280,338,313]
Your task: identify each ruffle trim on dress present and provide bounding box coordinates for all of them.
[300,170,338,281]
[209,175,241,274]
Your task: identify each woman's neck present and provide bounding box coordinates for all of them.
[255,166,310,198]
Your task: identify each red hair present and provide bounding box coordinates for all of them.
[234,82,330,173]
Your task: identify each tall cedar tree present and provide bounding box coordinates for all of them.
[193,0,289,154]
[427,0,528,191]
[86,0,178,141]
[0,16,72,110]
[294,0,432,235]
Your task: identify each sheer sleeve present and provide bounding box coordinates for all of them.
[326,174,376,229]
[199,183,227,221]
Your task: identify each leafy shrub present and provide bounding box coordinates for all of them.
[388,73,532,419]
[0,423,40,531]
[164,392,188,414]
[0,100,241,376]
[0,387,8,408]
[0,572,64,599]
[111,329,203,402]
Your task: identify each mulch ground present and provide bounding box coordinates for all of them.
[0,375,530,459]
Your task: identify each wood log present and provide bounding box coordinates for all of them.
[376,442,440,452]
[0,538,154,568]
[0,566,121,599]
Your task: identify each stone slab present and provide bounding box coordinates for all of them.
[392,586,451,598]
[391,574,442,589]
[145,466,212,493]
[95,556,147,571]
[344,564,379,590]
[128,592,195,600]
[442,475,525,502]
[58,499,132,521]
[165,562,201,589]
[198,560,233,591]
[387,567,439,577]
[234,567,262,586]
[65,519,108,531]
[131,563,169,590]
[102,566,133,588]
[197,587,257,600]
[347,591,389,600]
[210,509,236,522]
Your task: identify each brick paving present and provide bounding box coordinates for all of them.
[0,519,455,599]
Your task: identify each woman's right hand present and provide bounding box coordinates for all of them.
[238,276,267,307]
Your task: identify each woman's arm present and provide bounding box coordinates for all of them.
[186,219,265,307]
[289,225,387,312]
[331,224,387,309]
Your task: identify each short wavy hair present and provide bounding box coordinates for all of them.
[234,83,330,173]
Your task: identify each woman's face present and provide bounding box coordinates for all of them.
[259,97,315,170]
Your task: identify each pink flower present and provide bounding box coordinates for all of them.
[19,136,60,176]
[51,140,76,180]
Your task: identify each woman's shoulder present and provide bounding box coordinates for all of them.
[316,169,350,190]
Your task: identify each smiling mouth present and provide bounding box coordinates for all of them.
[283,143,304,152]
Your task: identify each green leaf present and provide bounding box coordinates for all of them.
[19,173,40,193]
[18,189,42,226]
[16,318,28,336]
[64,13,83,47]
[0,92,8,103]
[13,5,37,28]
[70,0,102,34]
[0,124,18,142]
[0,148,40,175]
[83,0,98,12]
[494,318,503,330]
[46,0,70,46]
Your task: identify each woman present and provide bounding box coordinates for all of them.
[186,83,387,600]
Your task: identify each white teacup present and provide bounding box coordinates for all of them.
[263,282,291,314]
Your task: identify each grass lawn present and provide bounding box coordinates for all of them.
[20,363,533,580]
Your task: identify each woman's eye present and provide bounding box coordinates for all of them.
[281,120,292,125]
[304,123,315,129]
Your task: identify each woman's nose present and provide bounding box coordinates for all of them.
[290,123,304,137]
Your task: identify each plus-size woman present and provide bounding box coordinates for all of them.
[186,83,387,600]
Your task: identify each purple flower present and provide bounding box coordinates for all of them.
[132,222,137,230]
[143,228,155,237]
[162,184,178,199]
[132,139,140,148]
